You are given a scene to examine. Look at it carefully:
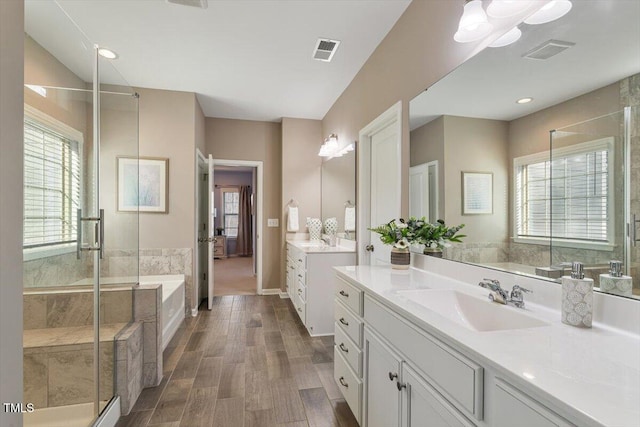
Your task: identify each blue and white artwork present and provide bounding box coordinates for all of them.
[118,157,168,213]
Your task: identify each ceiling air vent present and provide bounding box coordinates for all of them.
[166,0,208,9]
[313,38,341,62]
[523,40,575,60]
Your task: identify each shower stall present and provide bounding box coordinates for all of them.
[550,102,639,298]
[23,2,139,426]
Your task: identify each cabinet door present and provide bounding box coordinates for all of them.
[402,364,474,427]
[493,380,573,427]
[364,329,402,427]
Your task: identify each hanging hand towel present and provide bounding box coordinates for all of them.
[287,206,299,232]
[345,206,356,231]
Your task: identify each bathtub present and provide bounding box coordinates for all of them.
[139,275,185,351]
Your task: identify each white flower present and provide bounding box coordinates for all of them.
[394,239,409,249]
[429,242,437,249]
[394,219,408,229]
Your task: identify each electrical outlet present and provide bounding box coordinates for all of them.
[267,218,279,227]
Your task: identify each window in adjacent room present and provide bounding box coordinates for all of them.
[514,138,613,248]
[222,188,239,237]
[23,107,82,259]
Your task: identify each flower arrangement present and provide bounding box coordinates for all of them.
[369,217,465,250]
[415,219,466,250]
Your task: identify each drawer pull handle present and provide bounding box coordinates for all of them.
[298,274,303,278]
[339,317,349,326]
[396,382,406,391]
[339,376,349,388]
[297,289,302,294]
[297,307,302,312]
[388,372,398,381]
[339,290,349,297]
[339,343,349,353]
[298,259,303,262]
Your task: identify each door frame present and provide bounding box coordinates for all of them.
[357,101,402,265]
[212,158,264,295]
[194,149,208,316]
[409,160,439,221]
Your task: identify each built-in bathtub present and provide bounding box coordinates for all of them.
[139,275,185,350]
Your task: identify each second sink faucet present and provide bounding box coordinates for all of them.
[478,278,531,308]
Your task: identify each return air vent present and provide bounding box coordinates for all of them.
[523,40,575,60]
[166,0,208,9]
[313,38,341,62]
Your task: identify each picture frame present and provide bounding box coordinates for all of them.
[461,171,493,215]
[117,156,169,213]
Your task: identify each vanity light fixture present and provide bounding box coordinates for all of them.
[318,134,339,157]
[489,26,522,47]
[524,0,572,25]
[25,84,47,97]
[487,0,534,18]
[454,0,494,43]
[97,48,118,59]
[516,97,533,104]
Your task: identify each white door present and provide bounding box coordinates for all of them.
[364,330,402,427]
[197,155,208,309]
[207,154,215,309]
[370,121,400,265]
[409,164,429,219]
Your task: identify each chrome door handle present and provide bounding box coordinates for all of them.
[339,343,349,353]
[339,317,349,326]
[365,244,374,252]
[388,372,398,381]
[396,381,406,391]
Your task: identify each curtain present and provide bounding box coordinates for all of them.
[236,185,253,256]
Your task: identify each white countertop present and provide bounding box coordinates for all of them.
[334,265,640,427]
[287,239,356,254]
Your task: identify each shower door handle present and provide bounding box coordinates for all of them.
[76,209,104,259]
[632,214,640,247]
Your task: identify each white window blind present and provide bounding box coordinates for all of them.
[24,119,81,248]
[515,138,612,244]
[223,190,239,238]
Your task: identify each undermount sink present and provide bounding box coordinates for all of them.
[396,289,549,332]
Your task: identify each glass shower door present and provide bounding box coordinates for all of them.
[626,105,639,296]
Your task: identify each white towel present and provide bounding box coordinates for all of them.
[287,206,299,232]
[344,207,356,231]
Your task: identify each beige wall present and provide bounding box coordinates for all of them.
[444,116,509,244]
[410,116,445,219]
[206,118,282,290]
[321,0,536,219]
[1,0,24,423]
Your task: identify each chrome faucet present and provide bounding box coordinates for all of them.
[478,279,531,308]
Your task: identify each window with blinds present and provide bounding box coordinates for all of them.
[514,138,612,245]
[24,119,81,249]
[223,190,239,238]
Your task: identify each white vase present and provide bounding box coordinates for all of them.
[307,218,322,241]
[324,217,338,236]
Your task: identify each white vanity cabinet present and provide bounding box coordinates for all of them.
[286,242,356,336]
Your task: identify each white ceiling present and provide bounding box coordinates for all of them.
[409,0,640,130]
[25,0,411,122]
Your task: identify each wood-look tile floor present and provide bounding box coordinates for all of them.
[116,295,359,427]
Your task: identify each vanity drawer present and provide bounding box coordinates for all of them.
[364,295,483,421]
[335,277,363,316]
[296,280,306,302]
[294,294,306,323]
[334,346,362,424]
[335,300,363,346]
[296,267,306,284]
[295,253,306,270]
[334,322,362,375]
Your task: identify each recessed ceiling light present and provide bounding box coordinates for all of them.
[523,372,536,380]
[98,48,118,60]
[517,97,533,104]
[489,27,522,48]
[524,0,572,25]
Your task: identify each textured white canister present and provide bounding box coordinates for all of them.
[561,262,593,328]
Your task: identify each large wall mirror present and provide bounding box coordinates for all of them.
[409,0,639,299]
[321,148,356,241]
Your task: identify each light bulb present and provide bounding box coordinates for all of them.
[524,0,572,25]
[454,0,494,43]
[97,48,118,59]
[487,0,534,19]
[489,26,522,47]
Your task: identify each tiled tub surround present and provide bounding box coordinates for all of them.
[335,255,640,427]
[139,248,193,316]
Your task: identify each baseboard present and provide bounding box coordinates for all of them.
[260,288,281,296]
[94,396,121,427]
[279,292,290,299]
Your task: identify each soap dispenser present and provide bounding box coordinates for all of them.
[599,260,632,297]
[561,262,593,328]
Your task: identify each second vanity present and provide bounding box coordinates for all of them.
[332,261,640,427]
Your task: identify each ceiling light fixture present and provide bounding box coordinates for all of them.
[524,0,572,25]
[489,26,522,47]
[97,48,118,60]
[487,0,534,19]
[454,0,494,43]
[516,97,533,104]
